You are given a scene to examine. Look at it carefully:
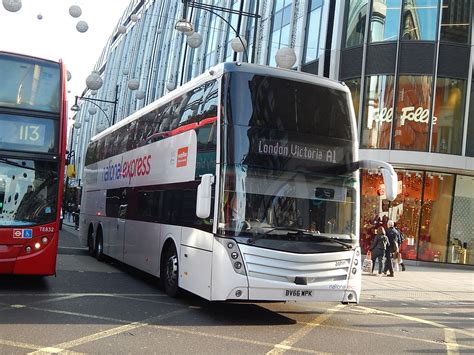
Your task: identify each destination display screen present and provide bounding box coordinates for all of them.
[0,113,57,153]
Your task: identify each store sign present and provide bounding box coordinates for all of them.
[367,106,437,129]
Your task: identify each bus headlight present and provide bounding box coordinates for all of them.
[41,237,48,244]
[25,246,32,253]
[215,237,247,276]
[34,242,41,250]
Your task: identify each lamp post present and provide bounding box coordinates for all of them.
[70,84,119,126]
[175,0,261,63]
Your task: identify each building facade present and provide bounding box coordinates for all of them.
[71,0,474,266]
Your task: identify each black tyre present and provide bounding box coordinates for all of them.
[87,232,95,256]
[161,244,180,297]
[95,232,104,261]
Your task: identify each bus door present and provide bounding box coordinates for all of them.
[116,203,127,261]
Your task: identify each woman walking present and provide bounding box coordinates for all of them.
[370,226,389,275]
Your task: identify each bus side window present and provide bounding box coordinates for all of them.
[201,80,218,120]
[178,86,204,127]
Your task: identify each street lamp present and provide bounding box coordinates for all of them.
[175,0,261,63]
[71,84,119,126]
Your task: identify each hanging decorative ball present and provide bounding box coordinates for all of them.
[127,78,140,91]
[130,14,138,22]
[37,13,43,20]
[67,71,72,81]
[117,25,126,34]
[2,0,22,12]
[91,90,97,96]
[135,90,145,100]
[76,20,89,33]
[122,68,129,76]
[231,37,247,53]
[73,121,82,129]
[85,71,103,90]
[186,32,203,48]
[88,107,97,116]
[166,82,176,91]
[69,5,82,18]
[275,47,297,69]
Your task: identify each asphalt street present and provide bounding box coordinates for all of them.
[0,223,472,354]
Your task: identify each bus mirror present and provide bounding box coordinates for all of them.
[359,160,398,201]
[196,174,214,219]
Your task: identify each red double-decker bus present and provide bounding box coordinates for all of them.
[0,51,67,275]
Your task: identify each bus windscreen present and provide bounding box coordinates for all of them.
[0,53,61,113]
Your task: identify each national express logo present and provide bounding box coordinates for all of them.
[103,154,152,184]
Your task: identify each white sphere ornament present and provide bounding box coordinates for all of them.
[37,13,43,20]
[122,68,129,76]
[117,25,126,34]
[88,107,97,116]
[69,5,82,18]
[127,79,140,91]
[130,14,138,22]
[2,0,22,12]
[135,90,145,100]
[67,71,72,81]
[76,20,89,33]
[166,82,176,91]
[275,47,297,69]
[231,37,247,53]
[186,32,203,48]
[73,121,82,129]
[91,90,97,96]
[85,72,103,90]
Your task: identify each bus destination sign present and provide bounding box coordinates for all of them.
[0,115,48,149]
[256,139,343,164]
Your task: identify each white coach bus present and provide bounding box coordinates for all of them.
[80,62,397,303]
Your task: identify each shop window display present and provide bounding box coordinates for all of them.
[360,170,422,259]
[418,173,454,263]
[448,175,474,265]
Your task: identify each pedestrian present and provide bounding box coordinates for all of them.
[384,220,400,277]
[369,226,389,275]
[394,223,407,271]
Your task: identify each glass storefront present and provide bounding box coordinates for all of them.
[401,0,439,41]
[393,76,433,151]
[369,0,402,42]
[431,78,466,154]
[344,0,369,47]
[449,175,474,264]
[440,0,472,43]
[361,75,395,149]
[360,170,473,265]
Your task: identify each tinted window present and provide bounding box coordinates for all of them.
[227,72,353,141]
[0,53,61,113]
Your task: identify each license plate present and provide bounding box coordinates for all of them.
[284,290,313,297]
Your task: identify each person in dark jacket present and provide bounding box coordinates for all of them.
[370,226,389,275]
[384,220,400,277]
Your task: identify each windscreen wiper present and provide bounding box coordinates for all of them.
[248,227,353,249]
[0,158,56,176]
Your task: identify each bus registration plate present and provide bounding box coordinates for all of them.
[285,290,313,297]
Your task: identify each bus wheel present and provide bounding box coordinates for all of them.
[95,232,104,262]
[161,244,180,297]
[87,230,95,256]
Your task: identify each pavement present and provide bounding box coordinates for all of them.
[361,260,473,303]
